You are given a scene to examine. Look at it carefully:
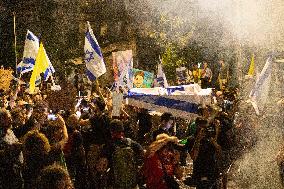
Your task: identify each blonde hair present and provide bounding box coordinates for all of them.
[146,133,179,157]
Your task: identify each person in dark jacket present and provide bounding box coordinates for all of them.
[101,119,144,189]
[153,112,175,140]
[64,114,86,189]
[23,131,51,189]
[0,109,23,189]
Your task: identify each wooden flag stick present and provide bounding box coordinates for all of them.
[13,12,18,75]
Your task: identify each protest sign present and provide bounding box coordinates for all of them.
[132,69,154,88]
[112,50,133,89]
[111,91,123,117]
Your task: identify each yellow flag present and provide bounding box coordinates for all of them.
[29,43,49,93]
[248,54,255,76]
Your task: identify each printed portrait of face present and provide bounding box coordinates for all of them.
[133,71,144,88]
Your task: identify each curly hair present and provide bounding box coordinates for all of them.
[146,133,179,157]
[47,115,66,131]
[43,115,68,149]
[33,101,49,112]
[23,131,51,156]
[37,164,74,189]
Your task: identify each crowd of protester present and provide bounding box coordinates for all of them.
[176,60,228,90]
[0,59,247,189]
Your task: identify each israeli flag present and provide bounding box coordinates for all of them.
[84,21,106,80]
[127,85,212,120]
[17,61,33,73]
[156,63,168,88]
[43,52,55,81]
[43,65,55,81]
[249,56,273,115]
[17,30,39,74]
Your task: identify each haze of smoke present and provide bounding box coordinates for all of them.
[127,0,284,188]
[127,0,284,49]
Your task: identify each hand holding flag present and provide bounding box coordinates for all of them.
[84,21,106,80]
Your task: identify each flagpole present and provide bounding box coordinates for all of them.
[12,11,23,95]
[13,12,18,75]
[50,74,56,86]
[95,80,103,99]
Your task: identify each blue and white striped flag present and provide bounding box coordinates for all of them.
[249,56,273,115]
[127,85,212,119]
[156,62,168,88]
[84,21,106,80]
[44,65,55,81]
[43,51,55,81]
[17,30,39,74]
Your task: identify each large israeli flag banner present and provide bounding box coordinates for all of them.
[127,84,212,120]
[17,30,39,74]
[249,56,273,115]
[84,21,106,80]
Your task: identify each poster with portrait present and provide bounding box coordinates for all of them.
[132,69,154,88]
[112,50,133,89]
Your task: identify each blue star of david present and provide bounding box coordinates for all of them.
[85,50,94,63]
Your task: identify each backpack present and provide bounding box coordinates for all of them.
[112,138,138,188]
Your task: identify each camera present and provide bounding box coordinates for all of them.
[223,100,233,112]
[82,107,89,113]
[48,114,57,121]
[205,125,216,138]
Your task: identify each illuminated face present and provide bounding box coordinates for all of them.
[165,119,174,129]
[134,75,144,88]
